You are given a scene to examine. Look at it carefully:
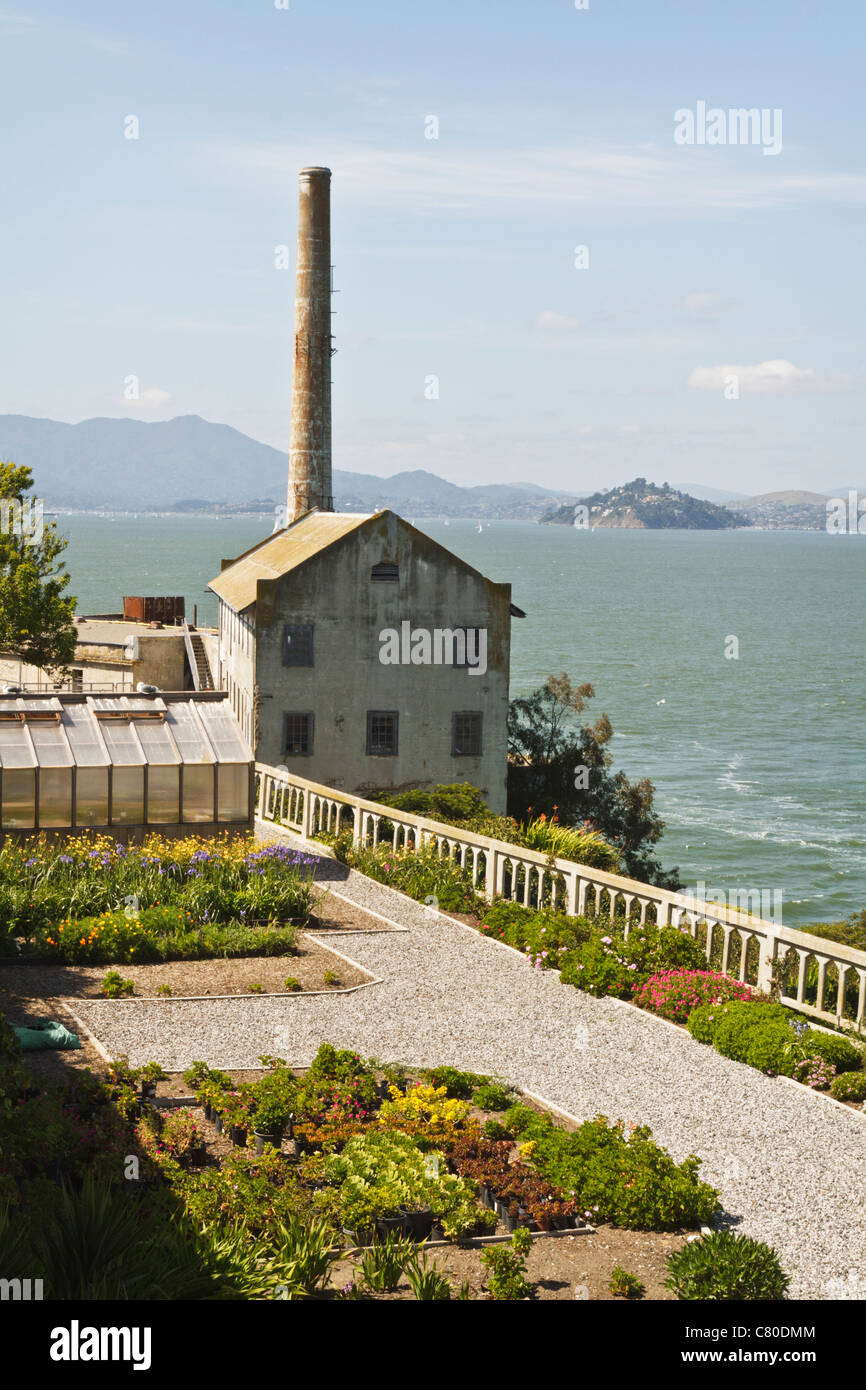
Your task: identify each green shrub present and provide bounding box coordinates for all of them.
[797,913,866,952]
[483,1119,511,1140]
[481,1227,533,1300]
[101,970,134,998]
[829,1071,866,1103]
[686,1002,726,1045]
[343,843,478,913]
[366,785,621,870]
[610,1265,644,1298]
[471,1082,513,1111]
[426,1065,487,1099]
[183,1061,212,1091]
[560,937,638,999]
[800,1030,863,1074]
[479,900,591,964]
[181,1148,316,1244]
[710,1002,803,1076]
[665,1230,790,1301]
[371,783,489,823]
[503,1105,719,1231]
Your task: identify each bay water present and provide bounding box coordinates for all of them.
[56,514,866,927]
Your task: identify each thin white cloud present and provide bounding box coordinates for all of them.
[688,359,857,394]
[679,291,726,320]
[190,136,866,217]
[534,310,578,333]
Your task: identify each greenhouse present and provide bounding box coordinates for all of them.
[0,691,253,836]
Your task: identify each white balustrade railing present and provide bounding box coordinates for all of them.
[255,763,866,1034]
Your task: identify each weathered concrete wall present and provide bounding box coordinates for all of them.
[134,635,186,691]
[250,513,511,811]
[0,629,187,693]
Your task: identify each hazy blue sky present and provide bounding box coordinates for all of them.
[2,0,864,494]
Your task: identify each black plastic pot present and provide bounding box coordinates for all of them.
[213,1113,224,1135]
[375,1212,409,1240]
[342,1225,375,1248]
[403,1207,434,1241]
[253,1126,283,1154]
[230,1125,248,1147]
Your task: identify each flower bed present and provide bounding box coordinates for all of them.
[0,834,315,962]
[0,834,316,937]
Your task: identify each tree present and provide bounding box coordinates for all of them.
[507,674,680,888]
[0,462,77,678]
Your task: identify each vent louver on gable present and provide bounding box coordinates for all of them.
[371,562,399,582]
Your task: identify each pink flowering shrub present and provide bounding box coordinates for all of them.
[633,969,756,1024]
[559,924,706,1000]
[792,1055,836,1090]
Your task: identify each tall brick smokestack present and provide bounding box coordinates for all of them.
[288,166,333,522]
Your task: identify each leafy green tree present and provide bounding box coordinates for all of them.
[507,674,680,888]
[0,462,77,678]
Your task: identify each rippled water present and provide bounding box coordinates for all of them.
[57,514,866,926]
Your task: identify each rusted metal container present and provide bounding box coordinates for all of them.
[122,596,185,625]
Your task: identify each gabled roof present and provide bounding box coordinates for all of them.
[208,511,371,613]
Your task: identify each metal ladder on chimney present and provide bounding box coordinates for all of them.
[183,624,215,691]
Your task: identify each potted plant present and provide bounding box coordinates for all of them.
[250,1090,288,1153]
[340,1188,381,1248]
[221,1089,254,1147]
[402,1204,434,1241]
[374,1181,409,1240]
[138,1062,167,1100]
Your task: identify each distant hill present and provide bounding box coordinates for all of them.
[541,478,748,530]
[0,414,578,519]
[730,490,829,530]
[670,483,744,503]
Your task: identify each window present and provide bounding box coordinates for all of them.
[181,764,215,823]
[283,624,314,666]
[452,711,483,757]
[284,712,314,756]
[70,669,83,693]
[367,710,398,756]
[371,562,399,582]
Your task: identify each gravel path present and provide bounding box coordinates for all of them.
[71,851,866,1300]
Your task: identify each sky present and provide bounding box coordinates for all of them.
[1,0,864,495]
